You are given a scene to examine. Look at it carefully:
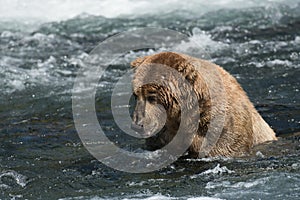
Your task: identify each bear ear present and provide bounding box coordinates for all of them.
[131,56,149,68]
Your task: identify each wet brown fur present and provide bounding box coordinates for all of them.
[131,52,277,158]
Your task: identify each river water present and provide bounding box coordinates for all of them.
[0,0,300,199]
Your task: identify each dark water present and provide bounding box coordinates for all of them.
[0,1,300,199]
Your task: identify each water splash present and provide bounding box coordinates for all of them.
[0,0,299,22]
[0,170,28,188]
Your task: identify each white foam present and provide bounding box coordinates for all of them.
[0,43,83,94]
[116,27,227,63]
[0,170,28,188]
[255,151,265,158]
[191,164,234,179]
[124,194,174,200]
[266,59,293,67]
[201,164,234,175]
[187,198,224,200]
[231,177,269,188]
[291,163,300,169]
[206,176,270,190]
[295,36,300,43]
[0,0,298,22]
[59,193,174,200]
[186,156,232,162]
[174,27,228,58]
[0,30,19,38]
[60,194,224,200]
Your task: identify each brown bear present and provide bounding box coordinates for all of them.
[130,52,277,158]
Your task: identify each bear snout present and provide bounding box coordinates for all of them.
[131,122,144,134]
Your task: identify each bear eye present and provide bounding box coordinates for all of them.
[147,95,156,103]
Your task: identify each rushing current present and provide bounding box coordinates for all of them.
[0,0,300,199]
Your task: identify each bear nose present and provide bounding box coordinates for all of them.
[131,122,144,134]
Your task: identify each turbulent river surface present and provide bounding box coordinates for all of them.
[0,0,300,199]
